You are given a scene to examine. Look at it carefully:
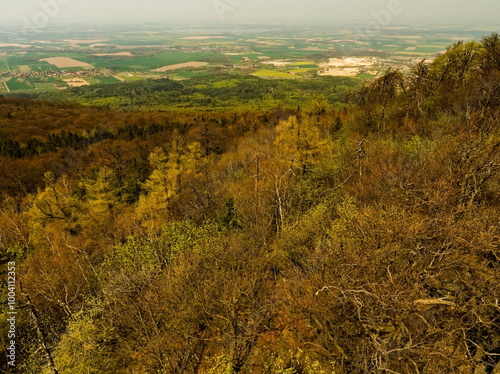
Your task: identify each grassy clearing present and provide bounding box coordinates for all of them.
[212,79,240,88]
[286,68,316,74]
[357,73,377,79]
[253,70,297,78]
[168,71,210,79]
[94,76,121,83]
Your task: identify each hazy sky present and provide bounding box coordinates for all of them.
[2,0,500,25]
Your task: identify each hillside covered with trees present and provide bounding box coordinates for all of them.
[1,34,499,373]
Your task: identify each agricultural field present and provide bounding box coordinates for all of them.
[0,80,9,93]
[6,77,33,90]
[0,23,492,93]
[94,76,121,83]
[41,57,93,69]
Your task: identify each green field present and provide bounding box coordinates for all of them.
[168,71,210,79]
[285,68,315,74]
[0,80,9,92]
[7,56,60,72]
[6,77,34,91]
[226,55,245,63]
[92,51,220,70]
[60,66,94,72]
[0,58,7,72]
[33,82,58,90]
[82,77,100,85]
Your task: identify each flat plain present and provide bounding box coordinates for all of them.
[0,23,494,93]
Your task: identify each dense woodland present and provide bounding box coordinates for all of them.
[0,34,499,373]
[24,74,358,111]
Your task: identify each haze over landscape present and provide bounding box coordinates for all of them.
[2,0,500,24]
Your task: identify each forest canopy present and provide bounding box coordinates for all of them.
[0,33,499,374]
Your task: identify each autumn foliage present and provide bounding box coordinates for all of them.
[1,34,499,373]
